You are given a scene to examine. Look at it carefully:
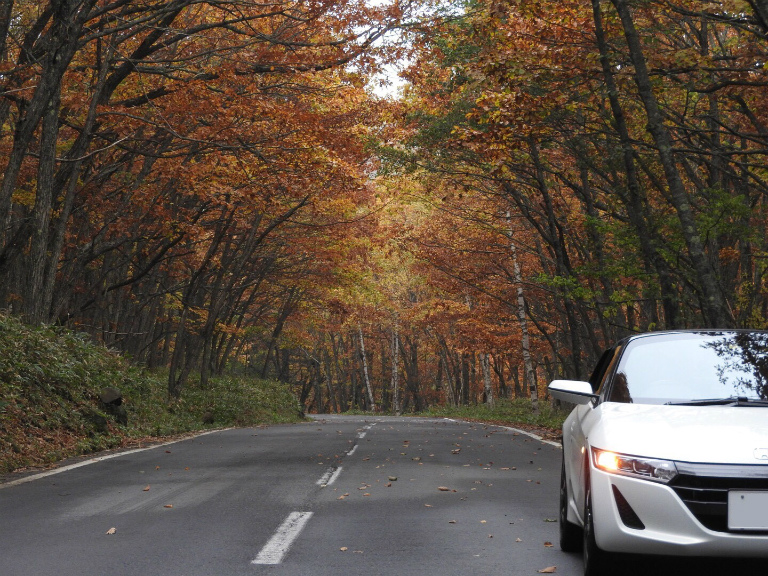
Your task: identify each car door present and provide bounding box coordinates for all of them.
[568,345,623,516]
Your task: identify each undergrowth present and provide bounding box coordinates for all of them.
[0,314,303,474]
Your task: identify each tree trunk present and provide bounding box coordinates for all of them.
[591,0,680,329]
[508,215,539,414]
[358,325,376,411]
[481,353,494,407]
[391,320,401,415]
[24,90,60,322]
[611,0,731,328]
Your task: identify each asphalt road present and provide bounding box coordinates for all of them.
[1,415,760,576]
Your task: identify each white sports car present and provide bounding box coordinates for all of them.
[548,330,768,576]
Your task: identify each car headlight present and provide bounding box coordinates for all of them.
[592,448,678,483]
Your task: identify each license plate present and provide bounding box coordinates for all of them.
[728,491,768,531]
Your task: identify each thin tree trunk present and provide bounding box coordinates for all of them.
[508,216,539,414]
[391,319,401,415]
[481,353,494,407]
[358,325,376,411]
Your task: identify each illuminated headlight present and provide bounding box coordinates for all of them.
[592,448,678,483]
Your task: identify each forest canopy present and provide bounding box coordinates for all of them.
[2,0,768,414]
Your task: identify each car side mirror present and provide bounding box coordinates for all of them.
[548,379,599,405]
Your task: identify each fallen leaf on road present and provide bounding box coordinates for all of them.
[515,538,522,542]
[438,486,451,491]
[424,504,433,507]
[143,485,150,491]
[480,520,487,524]
[164,504,173,508]
[544,518,557,522]
[363,493,371,497]
[389,476,398,481]
[538,567,557,574]
[449,520,457,524]
[106,527,116,535]
[544,542,554,547]
[500,467,510,470]
[340,547,348,552]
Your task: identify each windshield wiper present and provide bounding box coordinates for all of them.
[665,397,768,407]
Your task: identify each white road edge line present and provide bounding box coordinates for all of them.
[346,444,358,457]
[252,511,313,565]
[0,429,230,490]
[443,418,561,448]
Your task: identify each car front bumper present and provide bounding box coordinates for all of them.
[591,468,768,557]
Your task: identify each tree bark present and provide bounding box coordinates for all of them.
[481,353,494,407]
[391,318,401,415]
[508,218,539,414]
[358,324,376,412]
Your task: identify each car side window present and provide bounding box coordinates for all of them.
[589,345,623,394]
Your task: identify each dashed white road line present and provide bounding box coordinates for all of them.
[255,422,377,564]
[252,511,314,565]
[316,466,343,487]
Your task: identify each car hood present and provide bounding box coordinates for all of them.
[587,402,768,465]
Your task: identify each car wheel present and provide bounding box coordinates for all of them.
[559,457,582,552]
[583,489,611,576]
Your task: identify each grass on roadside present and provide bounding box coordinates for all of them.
[416,397,569,433]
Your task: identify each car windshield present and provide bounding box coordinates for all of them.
[609,332,768,405]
